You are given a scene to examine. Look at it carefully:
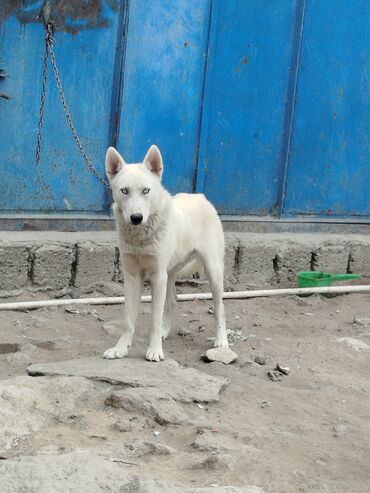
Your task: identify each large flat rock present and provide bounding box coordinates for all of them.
[28,357,228,403]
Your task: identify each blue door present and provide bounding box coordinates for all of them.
[0,1,120,213]
[283,0,370,217]
[117,0,211,195]
[195,0,299,215]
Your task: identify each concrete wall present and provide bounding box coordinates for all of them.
[0,232,369,294]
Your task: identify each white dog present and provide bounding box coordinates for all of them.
[103,145,228,362]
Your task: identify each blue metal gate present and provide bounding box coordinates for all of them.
[0,0,369,218]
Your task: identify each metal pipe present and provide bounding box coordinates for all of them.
[0,285,369,311]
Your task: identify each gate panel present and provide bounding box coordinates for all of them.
[283,1,370,217]
[0,2,120,212]
[118,0,211,193]
[196,0,298,214]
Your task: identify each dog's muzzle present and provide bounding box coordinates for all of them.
[130,213,143,225]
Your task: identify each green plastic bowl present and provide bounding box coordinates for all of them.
[298,271,360,288]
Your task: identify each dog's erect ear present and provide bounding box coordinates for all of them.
[143,145,163,179]
[105,147,125,180]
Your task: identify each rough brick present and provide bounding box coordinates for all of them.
[236,236,278,288]
[224,234,239,288]
[349,243,370,278]
[314,243,351,274]
[275,242,313,286]
[74,243,116,287]
[0,246,29,290]
[33,245,73,289]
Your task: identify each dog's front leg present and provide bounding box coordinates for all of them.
[146,271,167,362]
[103,270,142,359]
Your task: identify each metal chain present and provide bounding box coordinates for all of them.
[36,22,110,188]
[35,25,50,164]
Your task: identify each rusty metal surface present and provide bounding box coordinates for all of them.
[1,0,119,34]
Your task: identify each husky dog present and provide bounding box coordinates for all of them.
[104,145,228,362]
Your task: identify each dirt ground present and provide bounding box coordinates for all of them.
[0,288,370,492]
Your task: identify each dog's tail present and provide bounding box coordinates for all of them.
[177,255,204,280]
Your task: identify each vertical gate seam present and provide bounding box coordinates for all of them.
[105,0,130,210]
[275,0,307,218]
[193,0,216,193]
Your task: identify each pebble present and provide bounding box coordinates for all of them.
[177,328,191,336]
[254,355,266,366]
[111,420,133,433]
[276,363,290,375]
[203,347,238,365]
[333,424,347,437]
[337,337,369,351]
[6,352,32,366]
[268,370,282,382]
[353,317,370,327]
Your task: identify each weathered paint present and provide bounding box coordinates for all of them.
[117,0,212,194]
[283,0,370,217]
[196,0,298,214]
[1,0,119,34]
[0,3,119,212]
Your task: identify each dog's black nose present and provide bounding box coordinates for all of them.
[130,213,143,225]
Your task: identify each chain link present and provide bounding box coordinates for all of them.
[36,22,110,189]
[35,25,51,164]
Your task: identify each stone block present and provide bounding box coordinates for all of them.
[349,243,370,278]
[33,244,73,289]
[74,243,116,287]
[314,242,351,274]
[236,237,277,288]
[0,246,29,290]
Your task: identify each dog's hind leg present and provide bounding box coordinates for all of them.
[103,271,142,359]
[201,254,229,348]
[162,272,177,340]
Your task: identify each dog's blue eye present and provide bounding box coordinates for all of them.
[121,187,129,195]
[143,188,150,195]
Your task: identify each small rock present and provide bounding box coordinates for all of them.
[333,424,347,437]
[254,355,266,366]
[276,363,290,375]
[268,370,282,382]
[110,419,133,433]
[21,343,38,355]
[239,358,255,368]
[65,306,80,315]
[353,317,370,327]
[129,441,175,456]
[191,453,231,471]
[178,328,191,336]
[208,307,214,314]
[260,400,270,408]
[337,337,369,351]
[6,352,32,366]
[203,347,238,365]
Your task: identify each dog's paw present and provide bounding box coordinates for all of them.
[103,346,128,359]
[214,337,229,348]
[146,347,165,362]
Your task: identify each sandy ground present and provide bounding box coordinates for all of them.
[0,288,370,492]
